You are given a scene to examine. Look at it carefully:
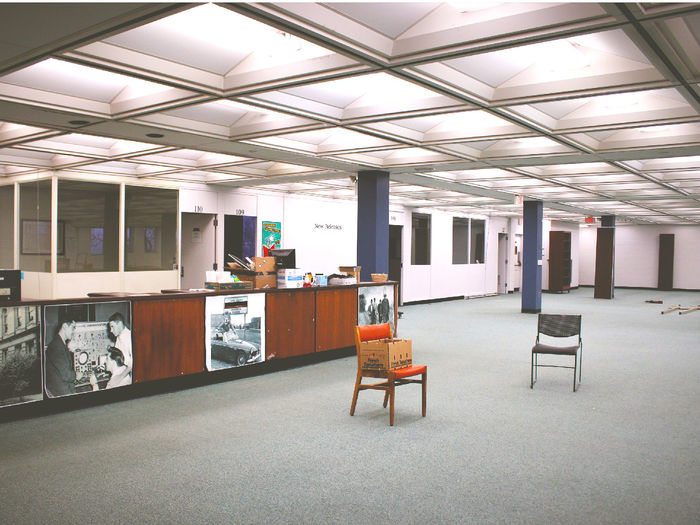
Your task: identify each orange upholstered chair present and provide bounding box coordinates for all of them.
[350,323,427,426]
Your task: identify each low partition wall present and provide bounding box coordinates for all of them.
[0,282,397,411]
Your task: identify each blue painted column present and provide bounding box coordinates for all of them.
[522,200,543,313]
[357,170,389,283]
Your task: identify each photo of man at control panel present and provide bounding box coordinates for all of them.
[43,301,132,398]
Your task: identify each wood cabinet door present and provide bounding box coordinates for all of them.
[133,297,205,382]
[315,288,357,352]
[265,291,315,359]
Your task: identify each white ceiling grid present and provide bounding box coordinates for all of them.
[0,2,698,224]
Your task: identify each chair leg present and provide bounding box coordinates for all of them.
[350,372,362,415]
[422,371,427,417]
[389,377,395,426]
[579,346,583,383]
[573,355,577,392]
[530,352,535,388]
[382,390,389,408]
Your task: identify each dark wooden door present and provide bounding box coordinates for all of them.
[548,230,571,292]
[389,225,402,304]
[265,290,315,359]
[315,288,357,352]
[658,234,674,291]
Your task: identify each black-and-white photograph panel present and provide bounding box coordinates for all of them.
[206,294,265,371]
[43,301,132,398]
[0,305,42,407]
[358,285,395,334]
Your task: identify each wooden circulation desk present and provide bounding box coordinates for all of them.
[6,282,397,387]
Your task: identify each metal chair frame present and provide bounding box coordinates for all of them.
[530,314,582,392]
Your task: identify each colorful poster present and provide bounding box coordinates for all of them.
[43,301,132,398]
[358,285,396,334]
[0,305,42,407]
[206,294,265,371]
[262,221,281,256]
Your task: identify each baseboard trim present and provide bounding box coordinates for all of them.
[578,285,700,292]
[403,295,465,306]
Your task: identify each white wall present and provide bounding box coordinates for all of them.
[281,195,357,276]
[20,270,179,300]
[397,209,508,303]
[579,226,597,285]
[579,224,700,289]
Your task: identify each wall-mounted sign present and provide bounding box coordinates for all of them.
[191,227,202,244]
[314,223,343,230]
[262,221,281,256]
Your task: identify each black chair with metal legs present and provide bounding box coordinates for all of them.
[531,314,582,392]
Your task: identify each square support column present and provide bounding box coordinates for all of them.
[594,216,615,299]
[357,170,390,283]
[522,200,543,313]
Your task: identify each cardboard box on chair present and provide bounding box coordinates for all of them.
[359,338,412,370]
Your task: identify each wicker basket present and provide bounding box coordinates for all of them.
[371,273,388,282]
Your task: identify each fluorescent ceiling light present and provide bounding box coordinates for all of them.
[340,73,443,107]
[449,2,503,13]
[217,99,282,119]
[599,92,644,111]
[154,4,328,67]
[545,42,590,72]
[430,110,513,132]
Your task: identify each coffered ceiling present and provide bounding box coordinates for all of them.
[0,2,699,224]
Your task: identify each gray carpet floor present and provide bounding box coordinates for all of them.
[1,288,699,524]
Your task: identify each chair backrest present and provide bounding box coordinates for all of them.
[356,323,392,344]
[354,323,392,368]
[537,314,581,338]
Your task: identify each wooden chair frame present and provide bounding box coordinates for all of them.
[350,323,426,426]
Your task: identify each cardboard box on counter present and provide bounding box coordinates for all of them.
[359,338,412,370]
[226,257,275,272]
[277,268,303,289]
[236,272,277,289]
[252,257,276,272]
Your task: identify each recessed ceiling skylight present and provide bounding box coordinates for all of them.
[1,58,169,103]
[104,3,331,75]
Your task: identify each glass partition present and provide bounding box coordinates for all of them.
[57,180,119,272]
[19,180,52,272]
[125,186,178,271]
[411,213,431,265]
[470,219,486,264]
[452,217,468,264]
[0,185,13,268]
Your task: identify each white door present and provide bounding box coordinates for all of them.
[497,233,508,294]
[181,213,216,289]
[513,234,522,291]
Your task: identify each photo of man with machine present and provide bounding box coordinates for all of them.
[43,301,132,397]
